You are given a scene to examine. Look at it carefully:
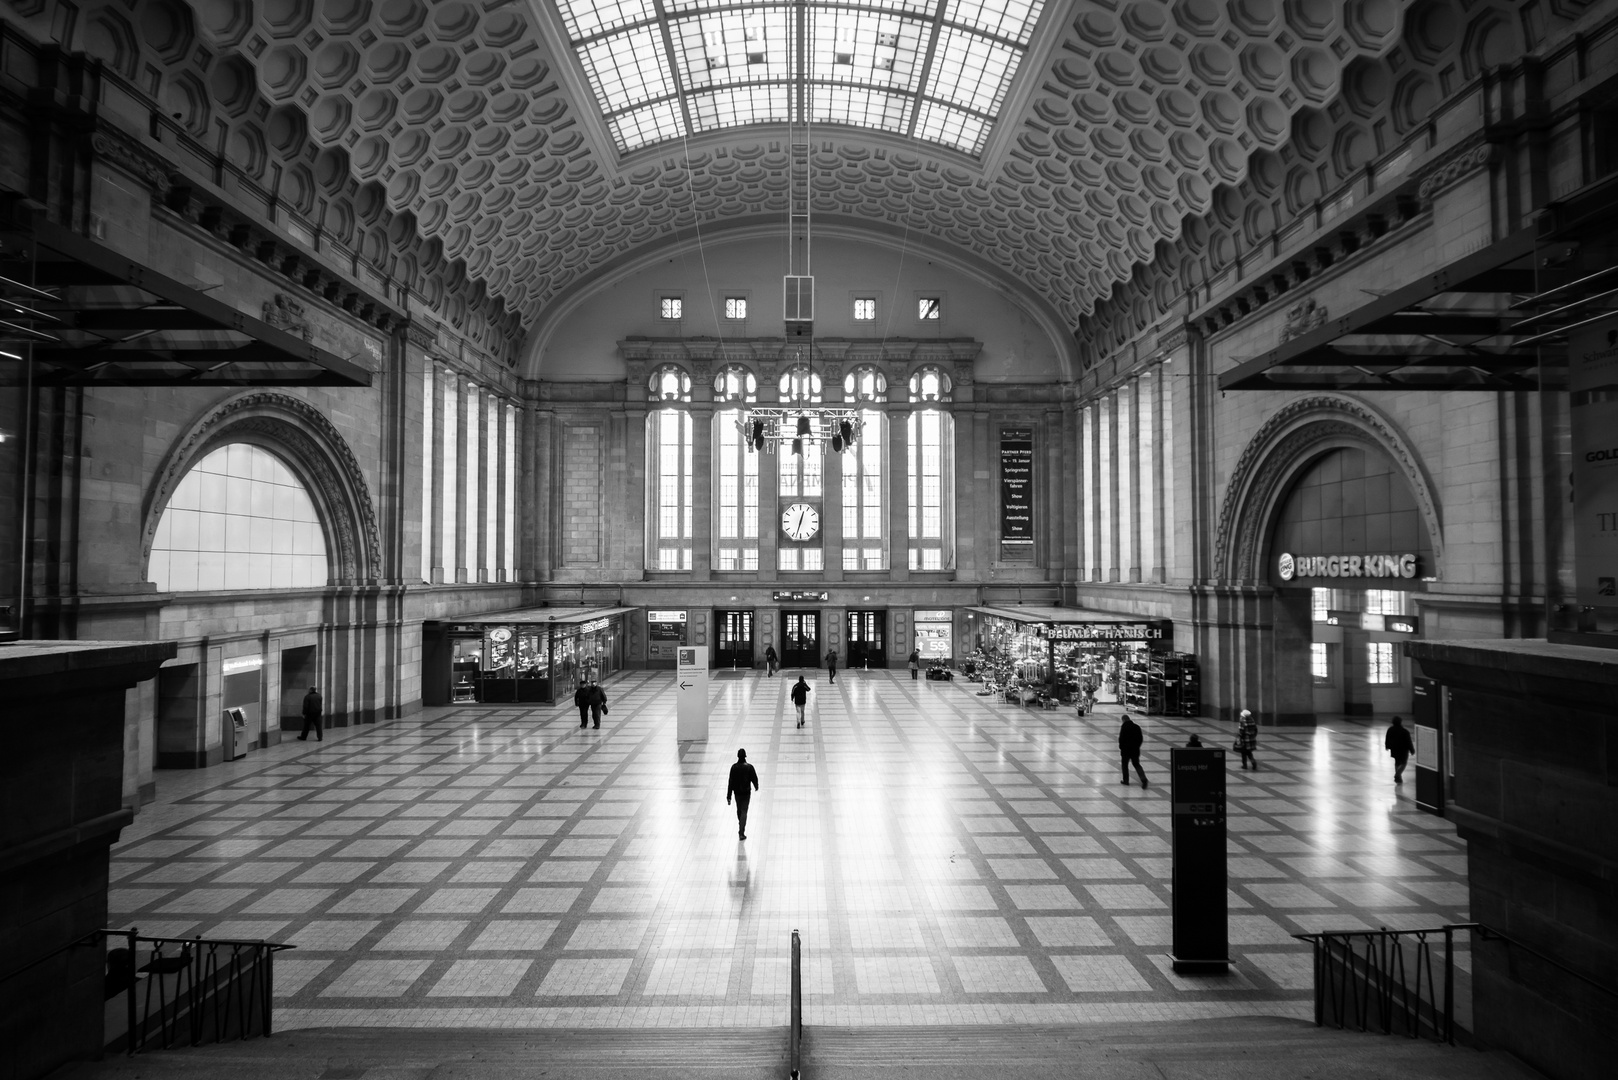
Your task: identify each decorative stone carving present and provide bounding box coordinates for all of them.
[143,392,383,586]
[262,293,312,341]
[89,131,174,191]
[1416,139,1496,203]
[1280,298,1328,344]
[1214,395,1444,585]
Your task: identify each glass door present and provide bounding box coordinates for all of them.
[781,610,820,668]
[714,610,755,668]
[846,609,887,668]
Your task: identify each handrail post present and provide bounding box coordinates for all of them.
[124,928,137,1057]
[790,929,801,1080]
[1443,926,1455,1045]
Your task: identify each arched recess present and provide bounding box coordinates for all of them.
[143,392,382,586]
[1214,395,1444,585]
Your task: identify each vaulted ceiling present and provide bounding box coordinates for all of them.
[29,0,1603,366]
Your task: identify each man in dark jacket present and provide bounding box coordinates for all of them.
[765,645,778,677]
[1385,715,1415,784]
[587,681,608,729]
[726,748,760,840]
[825,648,837,684]
[1119,714,1147,787]
[790,676,810,728]
[575,682,591,728]
[298,686,323,741]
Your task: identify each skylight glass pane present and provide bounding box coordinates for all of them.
[945,0,1045,44]
[611,100,687,151]
[579,26,676,113]
[672,7,794,91]
[690,85,792,131]
[926,28,1019,116]
[812,84,910,133]
[913,100,989,154]
[810,9,927,92]
[556,0,658,41]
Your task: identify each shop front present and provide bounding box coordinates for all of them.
[424,607,632,706]
[967,606,1176,709]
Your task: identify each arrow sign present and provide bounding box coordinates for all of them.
[679,681,693,690]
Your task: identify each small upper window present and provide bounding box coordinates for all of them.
[854,297,877,321]
[844,365,887,402]
[918,297,941,320]
[660,296,683,320]
[648,364,692,402]
[908,367,953,402]
[713,364,757,402]
[724,296,747,320]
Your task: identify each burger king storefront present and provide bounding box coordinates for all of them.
[1269,445,1437,718]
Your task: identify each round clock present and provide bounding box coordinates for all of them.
[781,502,821,541]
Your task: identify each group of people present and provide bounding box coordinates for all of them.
[572,679,609,728]
[1117,709,1415,785]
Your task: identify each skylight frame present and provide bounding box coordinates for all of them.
[553,0,1045,156]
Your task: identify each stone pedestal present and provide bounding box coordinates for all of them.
[1407,638,1618,1080]
[0,640,176,1080]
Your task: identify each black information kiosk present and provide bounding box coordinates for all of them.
[1170,745,1229,973]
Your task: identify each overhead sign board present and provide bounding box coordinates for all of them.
[1000,427,1034,549]
[1278,552,1419,580]
[647,610,688,623]
[772,590,828,602]
[1038,620,1171,642]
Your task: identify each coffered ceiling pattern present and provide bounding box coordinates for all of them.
[10,0,1598,369]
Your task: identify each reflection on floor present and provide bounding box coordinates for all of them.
[108,669,1469,1028]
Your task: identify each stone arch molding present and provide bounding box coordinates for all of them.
[1214,395,1444,585]
[143,392,382,586]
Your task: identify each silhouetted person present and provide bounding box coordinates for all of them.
[825,649,837,684]
[765,645,778,677]
[727,748,759,840]
[1236,709,1258,770]
[575,681,590,728]
[1186,734,1203,748]
[908,650,921,680]
[587,681,608,729]
[1386,715,1415,784]
[298,686,322,742]
[1119,714,1146,788]
[790,676,810,728]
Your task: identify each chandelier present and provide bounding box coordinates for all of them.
[735,0,862,457]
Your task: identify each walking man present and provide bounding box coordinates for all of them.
[587,680,609,729]
[575,680,591,728]
[790,675,810,728]
[1119,713,1147,788]
[908,649,921,680]
[727,748,759,840]
[298,685,323,742]
[1385,715,1415,784]
[765,644,778,677]
[1235,709,1258,770]
[825,648,838,684]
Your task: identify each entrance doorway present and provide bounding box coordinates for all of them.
[279,645,317,737]
[155,663,202,769]
[714,610,754,668]
[781,610,820,668]
[846,609,886,668]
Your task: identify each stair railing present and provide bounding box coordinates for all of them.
[789,928,802,1079]
[1292,924,1458,1043]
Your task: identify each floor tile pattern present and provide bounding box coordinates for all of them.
[108,669,1469,1028]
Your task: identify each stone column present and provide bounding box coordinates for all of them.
[453,374,469,584]
[758,429,780,580]
[526,392,552,583]
[887,403,909,580]
[690,403,713,580]
[430,363,446,584]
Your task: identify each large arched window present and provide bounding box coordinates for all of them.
[149,443,329,591]
[908,366,956,570]
[646,364,693,571]
[713,365,759,571]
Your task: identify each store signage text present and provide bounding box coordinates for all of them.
[647,610,687,623]
[1040,621,1169,642]
[1327,612,1420,634]
[1278,552,1418,580]
[222,655,264,675]
[579,618,610,634]
[773,590,828,601]
[1000,428,1034,545]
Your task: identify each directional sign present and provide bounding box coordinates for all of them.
[676,646,709,741]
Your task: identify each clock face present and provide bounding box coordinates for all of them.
[781,502,821,542]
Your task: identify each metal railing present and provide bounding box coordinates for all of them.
[1293,925,1461,1043]
[103,928,296,1054]
[789,928,802,1079]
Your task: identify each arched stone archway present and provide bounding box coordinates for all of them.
[142,392,382,586]
[1214,395,1443,585]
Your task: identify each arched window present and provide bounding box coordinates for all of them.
[841,408,887,571]
[649,364,692,402]
[844,365,887,403]
[909,367,953,402]
[779,365,821,403]
[713,364,757,403]
[149,443,329,591]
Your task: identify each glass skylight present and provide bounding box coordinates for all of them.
[554,0,1047,155]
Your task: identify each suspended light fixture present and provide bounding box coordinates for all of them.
[736,0,863,456]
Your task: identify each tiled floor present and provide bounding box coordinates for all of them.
[108,669,1470,1028]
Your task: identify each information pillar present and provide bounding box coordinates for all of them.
[676,646,710,741]
[1170,745,1228,972]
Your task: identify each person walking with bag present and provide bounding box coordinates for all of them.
[765,644,778,677]
[575,681,591,728]
[908,649,921,680]
[726,748,759,840]
[1118,714,1147,788]
[587,681,609,729]
[1385,715,1415,784]
[1235,709,1258,770]
[298,685,323,742]
[825,648,838,684]
[790,676,810,728]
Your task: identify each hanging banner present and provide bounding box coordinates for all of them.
[1000,427,1034,552]
[1569,315,1618,610]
